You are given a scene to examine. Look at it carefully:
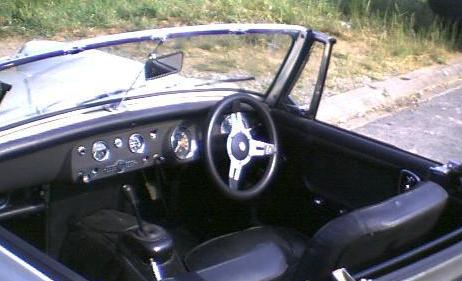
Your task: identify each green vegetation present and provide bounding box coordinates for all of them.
[0,0,460,92]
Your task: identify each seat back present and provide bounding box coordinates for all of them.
[299,181,448,281]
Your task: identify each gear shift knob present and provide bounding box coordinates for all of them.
[121,184,147,235]
[121,184,139,206]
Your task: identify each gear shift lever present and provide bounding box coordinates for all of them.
[119,184,174,280]
[121,184,147,235]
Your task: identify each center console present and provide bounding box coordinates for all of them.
[60,185,182,281]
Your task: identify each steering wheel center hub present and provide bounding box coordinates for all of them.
[231,133,249,160]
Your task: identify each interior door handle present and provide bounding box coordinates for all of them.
[398,169,421,193]
[332,268,357,281]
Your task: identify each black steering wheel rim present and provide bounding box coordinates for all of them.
[204,94,279,201]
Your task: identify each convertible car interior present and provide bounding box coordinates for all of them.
[0,24,461,281]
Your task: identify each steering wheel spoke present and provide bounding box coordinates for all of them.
[229,159,244,190]
[249,139,276,157]
[229,112,247,133]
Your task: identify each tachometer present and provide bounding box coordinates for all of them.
[170,127,192,160]
[92,141,110,162]
[128,134,146,153]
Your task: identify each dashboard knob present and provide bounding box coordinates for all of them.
[82,174,91,184]
[114,138,123,148]
[152,154,165,163]
[77,146,86,156]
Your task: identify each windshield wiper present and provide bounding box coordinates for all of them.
[193,76,255,87]
[77,89,127,106]
[110,38,167,111]
[41,88,128,112]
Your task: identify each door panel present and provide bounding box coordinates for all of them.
[272,109,437,209]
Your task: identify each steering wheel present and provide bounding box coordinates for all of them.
[204,94,279,201]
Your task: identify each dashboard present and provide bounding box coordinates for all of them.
[0,99,261,193]
[71,119,200,184]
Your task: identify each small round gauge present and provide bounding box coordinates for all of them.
[170,127,192,160]
[128,134,146,153]
[92,141,110,162]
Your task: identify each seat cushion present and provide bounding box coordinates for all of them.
[184,226,307,280]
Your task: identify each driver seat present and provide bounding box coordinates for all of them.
[174,181,447,281]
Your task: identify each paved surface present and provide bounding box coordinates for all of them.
[317,56,462,127]
[355,85,462,163]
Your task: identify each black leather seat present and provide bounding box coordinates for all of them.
[184,226,307,281]
[178,181,448,281]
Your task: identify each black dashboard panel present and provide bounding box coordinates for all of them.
[71,119,200,184]
[0,102,211,193]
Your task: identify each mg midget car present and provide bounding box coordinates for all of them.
[0,24,461,281]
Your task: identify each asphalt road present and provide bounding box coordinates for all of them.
[355,85,462,164]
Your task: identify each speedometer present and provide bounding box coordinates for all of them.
[170,127,192,160]
[92,141,110,162]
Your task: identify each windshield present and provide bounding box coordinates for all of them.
[0,29,295,129]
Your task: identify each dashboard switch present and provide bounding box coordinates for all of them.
[149,130,158,140]
[116,160,126,173]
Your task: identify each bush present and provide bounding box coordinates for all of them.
[428,0,462,20]
[336,0,435,29]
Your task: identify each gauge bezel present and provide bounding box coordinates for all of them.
[128,133,146,154]
[92,141,111,162]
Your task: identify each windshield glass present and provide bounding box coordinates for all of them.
[0,32,293,129]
